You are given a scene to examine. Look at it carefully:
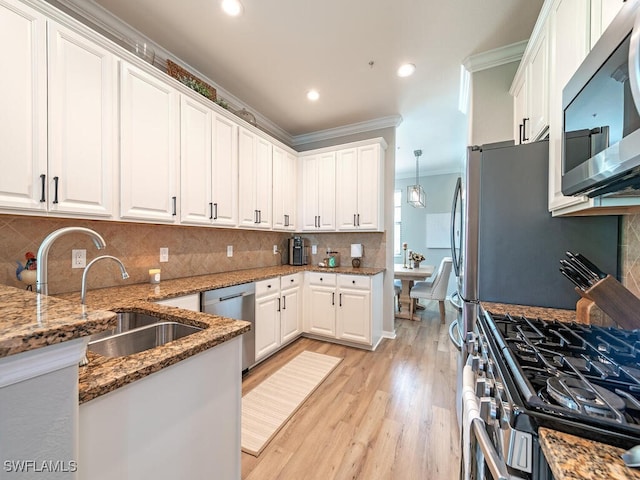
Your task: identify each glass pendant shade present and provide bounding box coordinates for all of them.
[407,149,426,208]
[407,184,426,208]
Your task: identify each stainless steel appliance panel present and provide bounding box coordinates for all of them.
[202,282,255,371]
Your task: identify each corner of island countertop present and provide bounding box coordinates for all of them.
[0,284,116,358]
[481,301,577,323]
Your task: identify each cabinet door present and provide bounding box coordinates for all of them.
[591,0,625,48]
[355,144,382,230]
[316,151,336,230]
[337,287,371,344]
[0,0,47,212]
[280,285,301,344]
[272,146,297,231]
[238,128,256,227]
[527,21,548,142]
[255,291,280,361]
[120,62,179,222]
[48,23,116,218]
[180,95,212,225]
[211,114,238,226]
[255,136,272,228]
[512,75,527,145]
[300,155,320,230]
[306,285,336,337]
[335,148,358,230]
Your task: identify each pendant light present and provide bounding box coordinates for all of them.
[407,149,426,208]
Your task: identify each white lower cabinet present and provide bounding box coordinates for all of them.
[155,293,200,311]
[254,273,302,362]
[304,272,383,348]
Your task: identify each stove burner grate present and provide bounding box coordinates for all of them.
[546,375,626,419]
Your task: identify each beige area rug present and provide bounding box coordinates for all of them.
[241,350,343,456]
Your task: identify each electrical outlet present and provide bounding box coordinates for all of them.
[160,247,169,263]
[312,245,317,255]
[227,245,233,257]
[72,249,86,269]
[273,245,279,255]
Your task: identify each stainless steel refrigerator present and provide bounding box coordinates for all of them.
[450,140,620,351]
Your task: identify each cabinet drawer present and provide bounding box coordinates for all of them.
[255,278,280,297]
[338,274,370,290]
[281,273,302,289]
[306,271,337,286]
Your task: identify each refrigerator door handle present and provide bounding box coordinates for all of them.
[449,290,463,310]
[450,176,462,278]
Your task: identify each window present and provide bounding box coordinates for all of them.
[394,190,402,255]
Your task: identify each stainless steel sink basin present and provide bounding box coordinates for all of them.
[89,311,165,342]
[88,321,202,357]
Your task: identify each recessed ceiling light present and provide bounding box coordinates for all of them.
[221,0,243,16]
[397,63,416,77]
[307,89,320,101]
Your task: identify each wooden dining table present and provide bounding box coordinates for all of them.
[394,263,435,320]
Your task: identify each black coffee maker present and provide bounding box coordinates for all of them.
[289,236,309,265]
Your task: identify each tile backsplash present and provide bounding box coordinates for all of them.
[621,214,640,298]
[0,214,385,295]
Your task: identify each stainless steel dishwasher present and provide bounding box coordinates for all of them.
[202,282,255,372]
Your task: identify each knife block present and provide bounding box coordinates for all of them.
[578,275,640,330]
[575,298,614,326]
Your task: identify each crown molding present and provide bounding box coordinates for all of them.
[463,40,528,73]
[292,115,403,147]
[46,0,294,145]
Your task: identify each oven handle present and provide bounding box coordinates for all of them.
[471,417,512,480]
[448,319,462,351]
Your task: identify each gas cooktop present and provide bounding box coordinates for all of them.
[483,312,640,449]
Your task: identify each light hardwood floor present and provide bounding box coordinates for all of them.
[241,301,461,480]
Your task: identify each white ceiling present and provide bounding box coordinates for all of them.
[86,0,543,177]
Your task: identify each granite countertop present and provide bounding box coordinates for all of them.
[539,428,640,480]
[481,301,577,323]
[0,264,384,403]
[0,284,116,357]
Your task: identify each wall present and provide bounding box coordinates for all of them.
[469,61,519,146]
[394,173,460,295]
[297,127,396,337]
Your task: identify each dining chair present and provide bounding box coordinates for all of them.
[409,257,453,323]
[394,279,402,312]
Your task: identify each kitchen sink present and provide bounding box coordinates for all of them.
[88,311,165,342]
[87,321,202,358]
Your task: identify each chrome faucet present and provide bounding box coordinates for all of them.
[81,256,129,304]
[36,227,107,295]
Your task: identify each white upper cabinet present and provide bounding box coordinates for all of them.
[0,0,47,212]
[48,22,117,218]
[512,18,549,144]
[211,114,238,226]
[120,62,180,223]
[590,0,625,48]
[180,94,212,225]
[272,145,297,231]
[336,142,384,231]
[300,152,336,231]
[238,127,272,229]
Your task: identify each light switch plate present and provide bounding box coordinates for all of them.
[312,245,317,255]
[160,247,169,263]
[227,245,233,257]
[72,249,86,269]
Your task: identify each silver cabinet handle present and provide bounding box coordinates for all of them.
[471,418,511,480]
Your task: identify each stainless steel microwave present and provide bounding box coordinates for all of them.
[562,0,640,198]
